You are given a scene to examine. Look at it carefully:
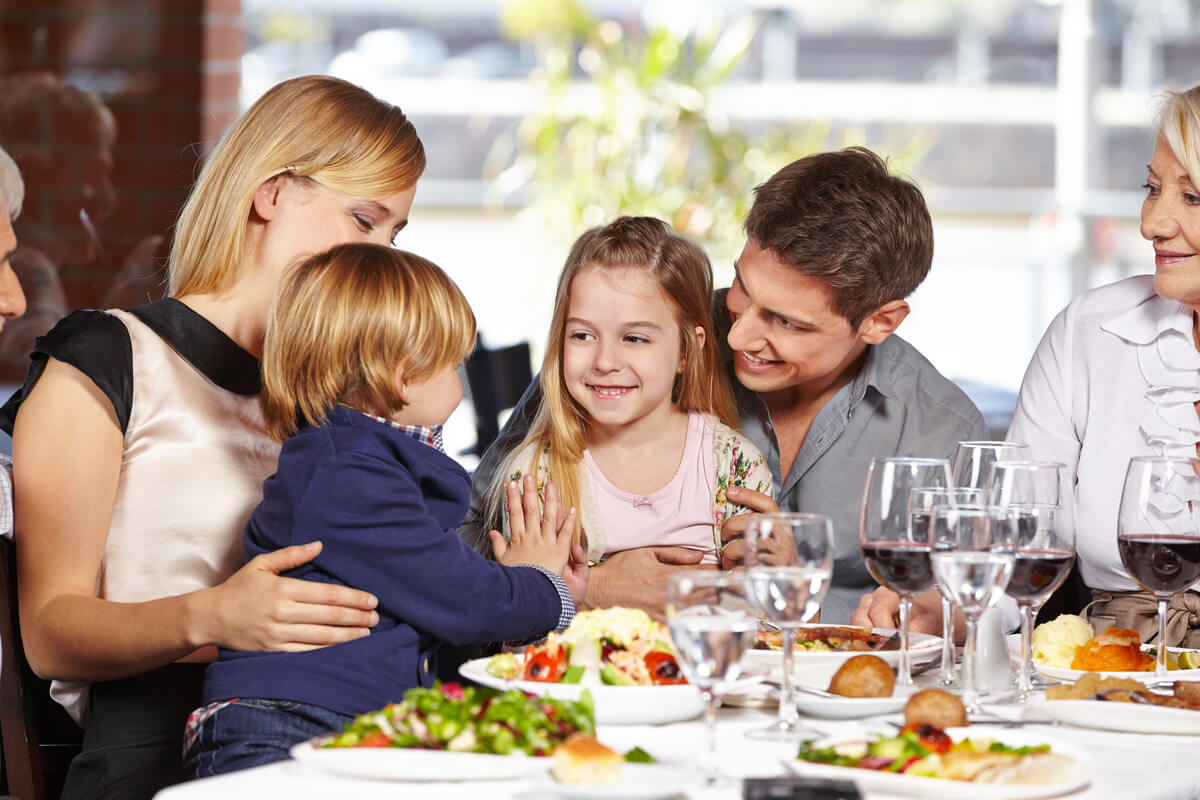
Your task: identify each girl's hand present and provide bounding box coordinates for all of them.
[490,475,575,574]
[198,541,380,652]
[718,486,781,569]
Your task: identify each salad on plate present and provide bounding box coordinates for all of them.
[486,608,686,687]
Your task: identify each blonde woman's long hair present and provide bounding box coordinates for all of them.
[261,243,475,441]
[485,216,739,543]
[168,75,425,298]
[1159,85,1200,188]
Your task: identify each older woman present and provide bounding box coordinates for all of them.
[3,76,424,800]
[854,85,1200,646]
[1005,84,1200,646]
[0,145,30,329]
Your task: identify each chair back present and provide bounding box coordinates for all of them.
[0,537,80,800]
[462,340,533,456]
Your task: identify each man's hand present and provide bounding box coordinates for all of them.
[584,546,708,621]
[719,485,781,569]
[850,586,945,637]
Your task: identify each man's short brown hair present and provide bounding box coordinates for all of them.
[745,146,933,327]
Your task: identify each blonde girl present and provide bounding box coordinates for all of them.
[486,216,772,568]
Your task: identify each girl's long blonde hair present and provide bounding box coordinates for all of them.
[168,75,425,298]
[261,243,475,441]
[485,216,738,543]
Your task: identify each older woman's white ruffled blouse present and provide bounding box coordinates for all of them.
[1009,275,1200,591]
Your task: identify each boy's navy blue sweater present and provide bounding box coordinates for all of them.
[202,405,562,716]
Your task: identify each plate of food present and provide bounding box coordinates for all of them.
[1012,615,1200,683]
[786,726,1091,799]
[1035,672,1200,735]
[461,607,759,725]
[744,624,941,686]
[532,733,689,799]
[289,682,591,780]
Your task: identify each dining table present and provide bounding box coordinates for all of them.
[156,688,1200,800]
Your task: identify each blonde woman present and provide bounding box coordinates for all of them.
[1,75,424,800]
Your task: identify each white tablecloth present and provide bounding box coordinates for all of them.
[156,702,1200,800]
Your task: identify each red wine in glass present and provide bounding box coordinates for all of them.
[862,542,934,594]
[1005,549,1074,605]
[1117,535,1200,594]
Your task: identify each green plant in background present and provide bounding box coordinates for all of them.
[488,0,930,270]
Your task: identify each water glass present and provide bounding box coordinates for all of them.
[1117,456,1200,678]
[930,504,1017,714]
[744,512,833,741]
[860,457,952,685]
[910,486,985,687]
[665,570,757,786]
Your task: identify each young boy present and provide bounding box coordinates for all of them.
[185,243,584,776]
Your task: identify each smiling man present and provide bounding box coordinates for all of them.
[461,146,985,621]
[713,147,986,620]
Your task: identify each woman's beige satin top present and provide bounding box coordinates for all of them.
[52,308,280,722]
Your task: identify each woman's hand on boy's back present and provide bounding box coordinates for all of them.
[490,475,576,575]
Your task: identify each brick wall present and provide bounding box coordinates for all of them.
[0,0,244,312]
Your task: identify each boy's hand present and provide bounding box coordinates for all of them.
[490,475,575,574]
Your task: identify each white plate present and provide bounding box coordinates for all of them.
[1036,698,1200,735]
[793,683,921,719]
[1005,633,1200,683]
[784,727,1091,799]
[531,763,689,799]
[744,625,942,687]
[460,658,760,725]
[289,736,550,780]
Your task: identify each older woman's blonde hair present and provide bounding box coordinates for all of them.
[1159,85,1200,186]
[168,75,425,298]
[260,243,475,441]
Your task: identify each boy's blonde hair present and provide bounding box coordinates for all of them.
[169,75,425,298]
[487,216,738,542]
[261,243,475,441]
[1159,85,1200,189]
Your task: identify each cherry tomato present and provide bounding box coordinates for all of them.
[644,651,687,685]
[901,722,953,754]
[359,731,391,747]
[522,644,566,682]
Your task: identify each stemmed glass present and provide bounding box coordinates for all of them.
[910,486,985,687]
[744,512,834,741]
[953,441,1031,492]
[1116,456,1200,678]
[860,457,952,685]
[930,504,1017,714]
[986,460,1072,700]
[665,570,757,786]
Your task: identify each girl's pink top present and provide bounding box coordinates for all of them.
[582,412,718,564]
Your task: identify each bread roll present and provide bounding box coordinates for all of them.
[903,688,967,729]
[551,733,623,787]
[828,654,895,697]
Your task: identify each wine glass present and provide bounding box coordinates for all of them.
[953,441,1031,491]
[744,512,834,741]
[910,486,986,687]
[665,570,757,787]
[986,460,1071,700]
[860,457,952,685]
[930,503,1017,714]
[1116,456,1200,678]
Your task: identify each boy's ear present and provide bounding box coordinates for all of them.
[857,300,910,345]
[392,362,410,403]
[251,175,286,222]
